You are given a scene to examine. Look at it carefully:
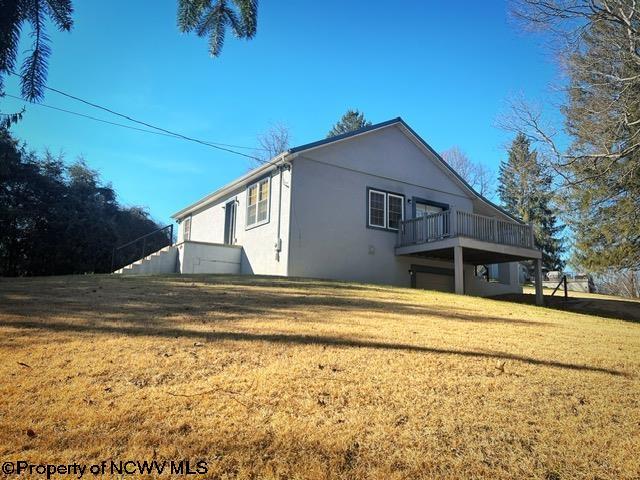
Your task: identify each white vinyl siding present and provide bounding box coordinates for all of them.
[368,189,386,228]
[246,177,270,228]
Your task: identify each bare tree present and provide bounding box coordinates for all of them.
[593,269,640,298]
[252,123,290,167]
[503,0,640,272]
[440,147,495,198]
[506,0,640,178]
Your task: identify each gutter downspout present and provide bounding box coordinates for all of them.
[275,158,291,262]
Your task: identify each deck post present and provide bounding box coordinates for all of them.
[449,207,457,237]
[528,222,535,249]
[534,258,544,306]
[454,245,464,295]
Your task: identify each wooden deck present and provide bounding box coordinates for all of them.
[396,209,543,305]
[397,209,535,251]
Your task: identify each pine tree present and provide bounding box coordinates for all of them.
[327,109,372,138]
[0,0,73,101]
[0,0,258,102]
[499,132,564,273]
[560,6,640,271]
[0,127,166,276]
[510,0,640,271]
[177,0,258,57]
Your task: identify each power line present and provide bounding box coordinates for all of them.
[3,93,268,152]
[4,94,185,139]
[6,71,269,163]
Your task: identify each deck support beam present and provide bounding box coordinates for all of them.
[534,258,544,306]
[454,245,464,295]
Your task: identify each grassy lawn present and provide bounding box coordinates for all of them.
[0,275,638,479]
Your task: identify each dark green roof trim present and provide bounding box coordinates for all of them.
[288,117,524,225]
[288,118,403,154]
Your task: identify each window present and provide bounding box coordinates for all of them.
[415,202,444,218]
[224,200,237,245]
[387,194,404,230]
[367,188,405,231]
[183,216,191,241]
[368,190,386,228]
[246,177,270,228]
[414,199,448,238]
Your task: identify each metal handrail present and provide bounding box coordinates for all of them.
[111,224,174,272]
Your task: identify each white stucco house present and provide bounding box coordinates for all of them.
[117,118,544,304]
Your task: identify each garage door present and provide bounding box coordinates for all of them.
[415,271,455,293]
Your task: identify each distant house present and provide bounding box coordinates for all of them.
[117,118,544,304]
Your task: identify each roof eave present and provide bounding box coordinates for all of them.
[395,120,525,225]
[171,153,289,220]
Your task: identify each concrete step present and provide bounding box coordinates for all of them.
[113,245,178,275]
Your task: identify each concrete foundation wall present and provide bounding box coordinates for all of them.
[466,262,521,296]
[177,241,242,274]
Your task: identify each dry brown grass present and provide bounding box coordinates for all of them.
[0,274,638,479]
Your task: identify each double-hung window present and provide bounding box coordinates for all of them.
[246,177,270,228]
[368,189,386,228]
[387,194,404,230]
[367,188,404,231]
[183,216,191,241]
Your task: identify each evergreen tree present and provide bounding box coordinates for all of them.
[510,0,640,271]
[177,0,258,57]
[327,109,372,138]
[0,0,258,102]
[499,132,564,273]
[560,5,640,271]
[0,0,73,101]
[0,127,166,276]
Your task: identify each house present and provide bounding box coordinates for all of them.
[117,118,544,305]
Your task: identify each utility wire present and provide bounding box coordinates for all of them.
[3,93,268,151]
[6,71,269,163]
[4,94,186,140]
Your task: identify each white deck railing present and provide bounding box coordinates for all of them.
[397,209,535,249]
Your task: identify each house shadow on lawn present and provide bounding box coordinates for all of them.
[0,318,627,377]
[492,293,640,324]
[0,274,629,377]
[0,274,551,328]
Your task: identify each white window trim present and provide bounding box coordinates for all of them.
[245,177,271,229]
[183,215,192,241]
[387,193,405,231]
[368,189,387,228]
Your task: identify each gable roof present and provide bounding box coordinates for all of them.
[172,117,522,224]
[287,117,523,224]
[288,118,404,154]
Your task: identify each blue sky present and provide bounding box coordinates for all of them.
[2,0,561,225]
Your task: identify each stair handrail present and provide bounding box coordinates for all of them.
[111,224,174,272]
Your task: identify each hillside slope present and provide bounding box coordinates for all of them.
[0,275,638,479]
